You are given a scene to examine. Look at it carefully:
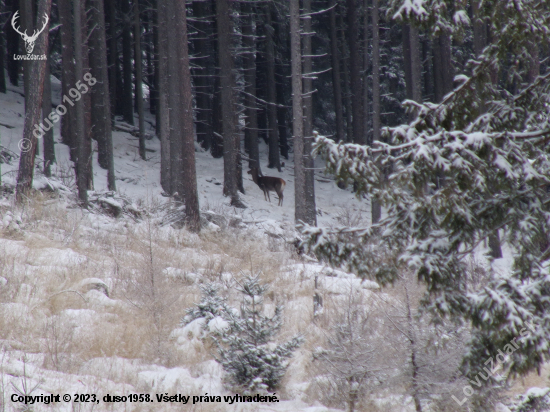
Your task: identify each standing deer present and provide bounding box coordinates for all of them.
[247,167,286,206]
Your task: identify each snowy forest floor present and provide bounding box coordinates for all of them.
[0,78,549,412]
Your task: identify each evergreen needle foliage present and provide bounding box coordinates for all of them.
[301,0,550,385]
[215,275,302,394]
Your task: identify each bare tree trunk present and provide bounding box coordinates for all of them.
[121,0,134,124]
[371,0,381,224]
[242,1,259,170]
[339,12,353,142]
[106,0,118,118]
[217,0,244,207]
[346,0,364,144]
[266,3,280,171]
[472,0,487,58]
[302,0,317,225]
[363,0,369,145]
[74,0,88,204]
[21,0,33,110]
[166,0,183,198]
[42,58,55,177]
[291,0,308,225]
[173,0,201,231]
[329,0,344,142]
[134,0,146,160]
[58,0,76,158]
[157,0,170,193]
[89,0,116,190]
[5,0,20,86]
[403,23,422,118]
[15,0,51,204]
[432,33,453,103]
[192,0,214,152]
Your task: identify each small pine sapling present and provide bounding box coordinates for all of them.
[215,274,302,394]
[181,282,231,335]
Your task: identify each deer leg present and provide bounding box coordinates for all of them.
[265,190,271,202]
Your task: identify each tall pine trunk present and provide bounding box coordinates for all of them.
[346,0,364,144]
[291,0,311,225]
[89,0,116,190]
[169,0,200,231]
[58,0,76,157]
[265,3,280,171]
[134,0,146,160]
[371,0,381,224]
[302,0,316,225]
[242,2,259,170]
[330,0,344,142]
[192,0,215,152]
[74,0,89,204]
[157,0,170,193]
[42,59,54,177]
[6,0,20,86]
[121,0,134,124]
[15,0,51,204]
[217,0,244,207]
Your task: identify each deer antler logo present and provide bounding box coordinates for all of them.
[11,11,49,54]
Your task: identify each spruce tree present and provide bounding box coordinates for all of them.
[216,275,302,394]
[301,0,550,385]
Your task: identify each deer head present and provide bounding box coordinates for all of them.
[12,11,49,54]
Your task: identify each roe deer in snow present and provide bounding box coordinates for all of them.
[247,167,286,206]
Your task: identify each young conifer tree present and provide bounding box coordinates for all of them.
[216,275,302,394]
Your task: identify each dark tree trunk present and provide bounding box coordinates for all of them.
[15,0,51,204]
[74,0,90,203]
[274,13,289,159]
[421,37,433,101]
[89,0,116,190]
[371,0,381,224]
[58,0,76,157]
[168,0,200,230]
[157,0,170,193]
[121,0,134,124]
[346,0,364,144]
[339,12,353,142]
[21,0,33,110]
[433,33,453,103]
[42,59,54,177]
[265,3,280,171]
[242,1,259,170]
[291,0,311,225]
[80,1,93,191]
[217,0,243,207]
[403,23,422,117]
[106,0,118,118]
[192,0,215,152]
[134,0,146,159]
[363,0,369,145]
[472,1,487,58]
[330,0,344,142]
[5,0,20,86]
[165,0,183,197]
[145,9,156,115]
[302,0,316,225]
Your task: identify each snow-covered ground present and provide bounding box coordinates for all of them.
[0,77,548,412]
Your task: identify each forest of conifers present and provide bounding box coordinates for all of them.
[1,0,548,233]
